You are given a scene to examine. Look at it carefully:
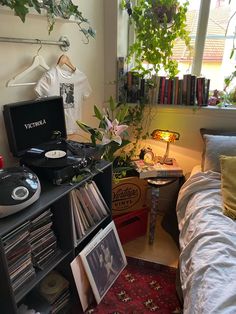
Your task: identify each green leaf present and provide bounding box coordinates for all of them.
[13,1,29,22]
[109,96,116,112]
[1,0,95,41]
[94,105,103,120]
[76,121,97,136]
[30,0,41,14]
[116,105,129,123]
[230,48,235,59]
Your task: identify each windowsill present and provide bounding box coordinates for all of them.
[129,103,236,110]
[138,103,236,118]
[155,104,236,110]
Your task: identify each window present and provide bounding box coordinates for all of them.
[174,0,236,92]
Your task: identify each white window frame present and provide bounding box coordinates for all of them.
[191,0,211,76]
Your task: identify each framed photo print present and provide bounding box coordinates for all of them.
[79,221,127,304]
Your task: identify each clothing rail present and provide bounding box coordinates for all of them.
[0,35,70,51]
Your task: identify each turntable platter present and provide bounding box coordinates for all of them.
[45,150,67,159]
[20,140,94,184]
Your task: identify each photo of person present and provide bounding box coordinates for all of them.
[60,83,74,108]
[79,222,127,304]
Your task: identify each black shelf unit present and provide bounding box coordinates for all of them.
[0,160,113,313]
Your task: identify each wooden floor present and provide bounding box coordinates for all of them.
[122,214,180,268]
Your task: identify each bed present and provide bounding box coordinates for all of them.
[176,129,236,314]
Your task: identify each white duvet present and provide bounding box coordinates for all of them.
[176,171,236,314]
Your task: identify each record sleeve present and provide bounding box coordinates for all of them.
[91,181,110,214]
[70,255,95,312]
[86,182,109,216]
[70,192,85,237]
[75,189,95,227]
[78,221,127,304]
[79,187,102,222]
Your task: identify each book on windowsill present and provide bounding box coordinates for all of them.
[133,159,183,179]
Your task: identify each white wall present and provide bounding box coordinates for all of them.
[1,2,236,175]
[141,106,236,176]
[0,1,105,167]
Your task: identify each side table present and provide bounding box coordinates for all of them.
[147,177,179,244]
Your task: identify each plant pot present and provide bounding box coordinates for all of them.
[152,3,177,23]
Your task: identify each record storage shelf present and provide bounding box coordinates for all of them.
[0,160,113,313]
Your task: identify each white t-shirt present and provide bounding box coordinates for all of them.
[35,65,92,134]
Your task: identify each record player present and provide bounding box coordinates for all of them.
[3,96,100,185]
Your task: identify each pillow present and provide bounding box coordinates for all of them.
[203,134,236,172]
[220,155,236,220]
[200,128,236,171]
[200,128,236,138]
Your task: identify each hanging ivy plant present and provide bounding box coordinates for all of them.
[0,0,95,42]
[122,0,190,78]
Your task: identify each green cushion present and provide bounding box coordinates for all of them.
[220,155,236,220]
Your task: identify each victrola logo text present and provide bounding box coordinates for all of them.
[24,119,46,130]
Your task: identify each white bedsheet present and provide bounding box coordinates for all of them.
[176,170,236,314]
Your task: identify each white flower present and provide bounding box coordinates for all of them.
[101,117,128,145]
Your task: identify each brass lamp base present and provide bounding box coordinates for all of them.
[154,155,173,165]
[160,157,173,165]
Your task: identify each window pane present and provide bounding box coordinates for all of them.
[172,1,201,76]
[174,0,236,92]
[202,0,236,91]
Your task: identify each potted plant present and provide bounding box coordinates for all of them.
[76,96,133,176]
[121,0,190,78]
[0,0,95,42]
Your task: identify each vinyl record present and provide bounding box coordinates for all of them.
[23,155,80,168]
[40,271,66,295]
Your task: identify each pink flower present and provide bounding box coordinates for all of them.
[101,117,128,145]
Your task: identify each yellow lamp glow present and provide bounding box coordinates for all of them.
[151,129,180,164]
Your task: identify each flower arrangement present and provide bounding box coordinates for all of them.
[76,95,155,178]
[76,97,131,166]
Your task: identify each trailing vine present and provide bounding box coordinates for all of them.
[0,0,95,42]
[121,0,190,78]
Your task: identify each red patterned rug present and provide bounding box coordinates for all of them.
[85,256,182,314]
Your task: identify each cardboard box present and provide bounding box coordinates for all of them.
[114,208,148,244]
[112,176,149,216]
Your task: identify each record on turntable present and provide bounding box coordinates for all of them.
[24,153,83,169]
[45,150,67,159]
[20,140,91,184]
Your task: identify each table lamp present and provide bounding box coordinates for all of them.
[151,129,180,165]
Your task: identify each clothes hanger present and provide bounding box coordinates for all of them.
[7,41,50,87]
[57,54,76,72]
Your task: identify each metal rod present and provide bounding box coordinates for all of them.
[0,36,70,51]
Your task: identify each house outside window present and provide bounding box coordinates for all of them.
[174,0,236,92]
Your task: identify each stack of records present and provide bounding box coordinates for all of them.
[70,180,110,246]
[2,221,35,294]
[30,209,61,270]
[39,270,70,314]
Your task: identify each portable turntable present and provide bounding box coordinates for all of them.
[3,96,99,185]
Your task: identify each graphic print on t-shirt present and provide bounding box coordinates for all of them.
[60,83,74,109]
